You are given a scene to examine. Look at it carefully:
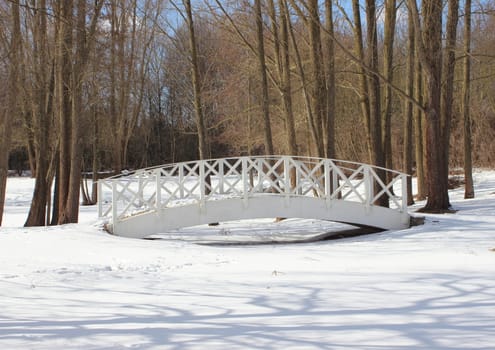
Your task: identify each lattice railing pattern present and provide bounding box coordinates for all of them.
[98,156,409,222]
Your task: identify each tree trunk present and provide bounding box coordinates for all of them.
[308,0,325,157]
[109,0,120,173]
[463,0,474,199]
[0,108,10,225]
[440,0,460,190]
[408,0,451,211]
[109,0,127,174]
[382,0,397,173]
[51,153,60,225]
[269,0,297,156]
[414,48,426,200]
[403,9,415,205]
[26,0,52,226]
[254,0,274,155]
[108,0,151,171]
[351,0,371,159]
[58,0,103,223]
[365,0,383,167]
[60,0,85,224]
[287,7,317,155]
[365,0,387,207]
[323,0,336,159]
[91,104,99,204]
[185,0,208,160]
[0,1,21,226]
[56,0,73,222]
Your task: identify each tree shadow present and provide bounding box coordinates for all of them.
[1,272,494,349]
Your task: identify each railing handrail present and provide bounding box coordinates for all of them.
[101,155,409,180]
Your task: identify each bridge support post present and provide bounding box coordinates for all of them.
[242,157,249,207]
[401,173,408,212]
[199,161,206,209]
[324,160,331,206]
[283,156,291,207]
[179,164,184,198]
[332,161,339,199]
[364,165,373,208]
[137,174,144,207]
[111,180,119,232]
[218,159,225,194]
[256,158,263,187]
[283,156,290,198]
[155,169,161,211]
[296,163,301,195]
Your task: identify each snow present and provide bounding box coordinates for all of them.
[1,171,495,349]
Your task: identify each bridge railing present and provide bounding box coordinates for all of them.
[98,155,409,223]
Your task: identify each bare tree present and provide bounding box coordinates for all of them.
[307,0,325,157]
[403,7,415,205]
[267,0,297,156]
[413,41,426,200]
[25,0,54,226]
[353,0,387,206]
[365,0,384,170]
[382,0,397,172]
[440,0,460,189]
[184,0,209,160]
[351,0,371,158]
[108,0,152,172]
[290,0,335,158]
[255,0,274,155]
[279,0,298,156]
[463,0,474,198]
[284,0,318,155]
[54,0,73,224]
[286,2,317,155]
[58,0,103,224]
[0,1,21,226]
[323,0,335,159]
[408,0,451,211]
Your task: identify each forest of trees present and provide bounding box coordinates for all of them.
[0,0,494,226]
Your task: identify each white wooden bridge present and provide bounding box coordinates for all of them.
[98,155,410,238]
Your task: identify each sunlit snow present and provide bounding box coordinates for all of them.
[1,171,494,349]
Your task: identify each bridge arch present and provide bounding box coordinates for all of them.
[98,156,410,238]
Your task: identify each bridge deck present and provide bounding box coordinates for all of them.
[98,156,410,238]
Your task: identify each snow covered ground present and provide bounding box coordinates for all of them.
[0,172,494,349]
